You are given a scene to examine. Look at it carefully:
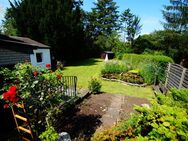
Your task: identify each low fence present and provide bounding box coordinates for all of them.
[165,63,188,89]
[62,76,77,96]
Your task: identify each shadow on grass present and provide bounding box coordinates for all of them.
[67,58,102,67]
[55,105,102,141]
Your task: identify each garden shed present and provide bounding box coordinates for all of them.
[0,34,51,68]
[101,51,115,60]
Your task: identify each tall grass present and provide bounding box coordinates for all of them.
[101,61,128,75]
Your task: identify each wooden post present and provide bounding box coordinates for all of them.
[165,63,171,88]
[179,68,186,88]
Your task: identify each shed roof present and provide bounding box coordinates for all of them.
[0,34,50,48]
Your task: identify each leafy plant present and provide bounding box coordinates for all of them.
[88,78,102,94]
[39,126,59,141]
[139,61,165,84]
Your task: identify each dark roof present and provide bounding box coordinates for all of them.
[0,34,50,48]
[104,51,114,54]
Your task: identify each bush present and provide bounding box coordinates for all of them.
[39,126,59,141]
[0,63,67,136]
[122,54,173,69]
[101,61,129,75]
[92,88,188,141]
[122,54,173,84]
[88,78,102,94]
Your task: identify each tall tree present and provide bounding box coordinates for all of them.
[87,0,119,37]
[121,9,142,47]
[7,0,86,61]
[162,0,188,32]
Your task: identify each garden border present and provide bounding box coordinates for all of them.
[101,77,147,87]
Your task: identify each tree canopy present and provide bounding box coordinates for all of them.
[7,0,87,61]
[162,0,188,32]
[86,0,119,37]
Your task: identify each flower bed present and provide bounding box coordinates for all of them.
[101,54,173,85]
[101,61,145,86]
[0,63,70,139]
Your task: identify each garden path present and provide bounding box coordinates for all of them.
[57,93,149,140]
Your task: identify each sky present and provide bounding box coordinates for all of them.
[0,0,170,35]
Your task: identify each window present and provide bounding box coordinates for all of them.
[36,53,43,63]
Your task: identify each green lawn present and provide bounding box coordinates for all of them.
[63,58,154,99]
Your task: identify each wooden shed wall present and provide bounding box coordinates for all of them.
[0,46,32,66]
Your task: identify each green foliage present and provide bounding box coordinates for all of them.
[101,54,173,84]
[0,63,66,135]
[133,30,188,64]
[162,0,188,32]
[122,54,173,68]
[94,33,120,51]
[7,0,86,61]
[86,0,119,37]
[39,126,59,141]
[101,61,128,74]
[88,78,102,94]
[122,54,173,84]
[139,61,165,84]
[121,8,142,47]
[1,9,17,35]
[171,88,188,103]
[92,88,188,141]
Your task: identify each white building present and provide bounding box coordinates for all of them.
[0,34,51,68]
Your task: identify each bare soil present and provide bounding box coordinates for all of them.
[56,93,149,141]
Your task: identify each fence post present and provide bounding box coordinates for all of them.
[179,68,186,88]
[165,63,171,88]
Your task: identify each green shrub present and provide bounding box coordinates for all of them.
[157,89,188,111]
[139,61,165,84]
[122,54,173,84]
[101,61,128,75]
[88,78,102,94]
[122,54,173,69]
[39,126,59,141]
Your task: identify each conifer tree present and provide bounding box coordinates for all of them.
[162,0,188,32]
[87,0,119,37]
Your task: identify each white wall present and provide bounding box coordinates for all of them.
[30,48,51,68]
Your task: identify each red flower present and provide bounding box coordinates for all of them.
[2,85,19,103]
[56,74,61,79]
[46,64,51,68]
[4,104,9,109]
[9,85,17,92]
[33,71,38,76]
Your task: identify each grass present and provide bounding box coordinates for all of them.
[63,58,154,99]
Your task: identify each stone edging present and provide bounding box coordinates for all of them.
[102,77,147,87]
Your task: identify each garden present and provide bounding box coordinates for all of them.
[0,54,188,140]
